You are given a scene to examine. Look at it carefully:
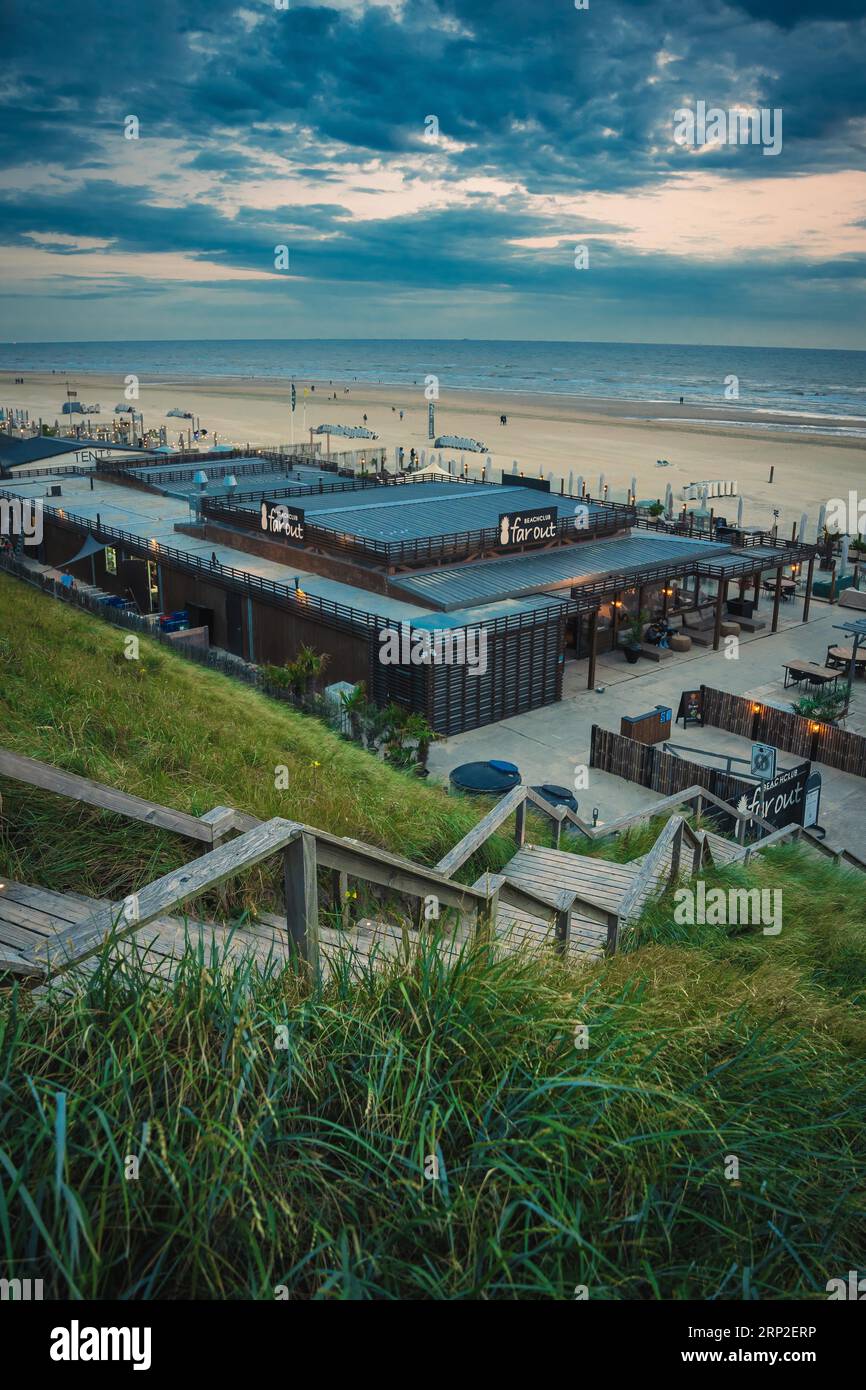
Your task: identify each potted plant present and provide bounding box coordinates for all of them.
[621,609,648,664]
[403,711,438,775]
[792,690,847,726]
[819,526,838,572]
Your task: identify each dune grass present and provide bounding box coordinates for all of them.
[1,573,865,1299]
[1,919,863,1300]
[0,573,517,899]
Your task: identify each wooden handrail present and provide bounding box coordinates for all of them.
[35,818,305,975]
[0,748,220,845]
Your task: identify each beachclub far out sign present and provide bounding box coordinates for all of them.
[737,760,811,830]
[261,501,305,542]
[498,506,558,548]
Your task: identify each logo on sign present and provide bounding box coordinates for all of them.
[260,501,305,541]
[498,507,558,547]
[737,761,810,830]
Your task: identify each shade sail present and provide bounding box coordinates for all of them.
[61,533,108,567]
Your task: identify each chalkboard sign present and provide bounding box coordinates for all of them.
[677,689,704,728]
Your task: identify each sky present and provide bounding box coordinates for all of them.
[0,0,865,347]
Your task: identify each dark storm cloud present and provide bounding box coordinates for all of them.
[0,0,864,338]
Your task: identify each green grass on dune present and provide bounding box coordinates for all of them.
[1,932,863,1300]
[0,574,516,896]
[1,573,865,1300]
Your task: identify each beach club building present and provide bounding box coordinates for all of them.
[0,451,815,734]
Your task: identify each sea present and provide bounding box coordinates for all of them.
[1,339,864,437]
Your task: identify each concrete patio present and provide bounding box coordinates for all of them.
[429,598,866,855]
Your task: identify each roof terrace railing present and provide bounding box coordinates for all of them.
[200,492,636,566]
[4,491,565,640]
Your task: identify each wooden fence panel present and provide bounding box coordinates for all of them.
[590,726,754,814]
[700,685,866,779]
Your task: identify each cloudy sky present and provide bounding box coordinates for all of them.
[1,0,864,346]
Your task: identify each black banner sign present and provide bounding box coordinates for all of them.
[738,760,811,829]
[260,501,305,542]
[497,506,557,547]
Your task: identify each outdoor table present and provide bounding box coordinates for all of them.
[783,659,841,690]
[763,577,796,600]
[826,645,866,672]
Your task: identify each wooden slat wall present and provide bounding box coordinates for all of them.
[590,725,754,810]
[700,685,866,779]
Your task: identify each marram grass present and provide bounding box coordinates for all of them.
[1,931,863,1300]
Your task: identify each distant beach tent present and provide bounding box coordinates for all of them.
[313,424,379,440]
[411,461,452,480]
[433,435,487,452]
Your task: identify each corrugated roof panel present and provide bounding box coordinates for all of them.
[389,533,730,610]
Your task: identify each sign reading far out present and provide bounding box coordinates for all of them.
[260,501,305,542]
[498,506,558,547]
[737,760,811,830]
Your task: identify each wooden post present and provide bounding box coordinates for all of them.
[514,797,526,848]
[587,608,599,690]
[611,591,622,646]
[284,831,320,976]
[752,572,760,611]
[712,581,726,651]
[553,903,571,956]
[670,822,683,880]
[829,562,837,604]
[802,552,816,622]
[605,912,621,955]
[476,880,500,946]
[332,867,351,929]
[771,563,784,633]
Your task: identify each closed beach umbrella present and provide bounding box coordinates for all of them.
[568,470,574,495]
[630,475,637,502]
[597,473,605,497]
[664,482,673,515]
[817,503,827,538]
[512,459,519,474]
[538,463,544,478]
[576,475,584,498]
[484,456,491,480]
[841,535,850,576]
[798,512,807,544]
[737,495,744,525]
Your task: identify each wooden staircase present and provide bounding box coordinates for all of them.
[2,749,865,986]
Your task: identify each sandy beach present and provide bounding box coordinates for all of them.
[3,368,865,536]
